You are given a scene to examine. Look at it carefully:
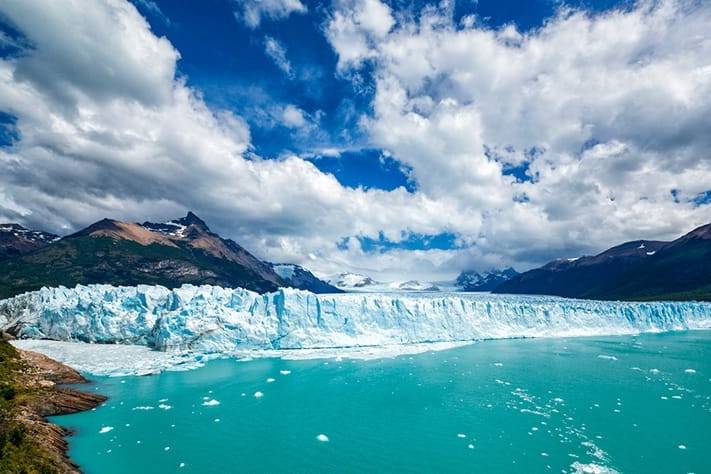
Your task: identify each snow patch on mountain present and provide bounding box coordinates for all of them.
[456,268,519,291]
[272,264,296,280]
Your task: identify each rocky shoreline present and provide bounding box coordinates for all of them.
[0,335,106,473]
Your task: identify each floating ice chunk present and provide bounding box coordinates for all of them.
[316,434,329,442]
[570,462,617,473]
[649,368,660,374]
[467,444,474,449]
[541,452,549,457]
[158,404,172,410]
[684,369,696,374]
[279,370,291,375]
[214,418,220,422]
[457,433,466,438]
[132,406,155,411]
[254,391,264,398]
[494,362,503,367]
[202,399,220,406]
[99,426,114,434]
[267,378,276,383]
[597,355,617,361]
[164,446,170,451]
[179,463,185,468]
[678,445,687,450]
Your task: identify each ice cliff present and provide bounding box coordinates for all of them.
[1,284,710,353]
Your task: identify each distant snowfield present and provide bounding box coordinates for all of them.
[3,284,711,376]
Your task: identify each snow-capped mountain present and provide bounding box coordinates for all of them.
[329,272,379,289]
[0,223,59,261]
[328,272,440,292]
[391,280,440,291]
[269,263,342,293]
[455,268,519,292]
[0,212,295,298]
[496,223,711,300]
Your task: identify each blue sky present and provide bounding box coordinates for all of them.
[1,0,710,281]
[132,0,631,164]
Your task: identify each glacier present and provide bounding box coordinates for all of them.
[2,284,711,355]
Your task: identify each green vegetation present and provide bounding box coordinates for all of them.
[0,340,61,473]
[0,236,278,299]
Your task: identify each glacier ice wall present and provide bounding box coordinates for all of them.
[1,284,710,353]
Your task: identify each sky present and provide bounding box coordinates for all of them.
[0,0,710,282]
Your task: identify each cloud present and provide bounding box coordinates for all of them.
[131,0,171,26]
[281,104,308,128]
[263,36,293,78]
[325,0,394,71]
[325,0,711,272]
[234,0,307,29]
[0,0,463,281]
[1,0,710,283]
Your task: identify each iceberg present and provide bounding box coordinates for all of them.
[2,284,710,355]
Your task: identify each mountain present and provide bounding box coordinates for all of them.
[327,272,440,292]
[393,280,440,291]
[270,263,343,293]
[0,212,287,298]
[455,268,519,292]
[495,223,711,301]
[329,272,379,289]
[0,224,58,261]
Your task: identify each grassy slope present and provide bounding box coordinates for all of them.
[0,236,279,299]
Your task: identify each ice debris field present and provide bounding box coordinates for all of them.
[2,284,711,375]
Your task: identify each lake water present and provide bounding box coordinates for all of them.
[53,332,711,473]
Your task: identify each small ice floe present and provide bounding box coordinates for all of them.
[158,398,169,403]
[494,362,503,367]
[214,418,220,423]
[467,444,474,449]
[457,433,466,438]
[179,463,185,468]
[649,368,660,374]
[132,406,155,411]
[279,370,291,375]
[254,391,264,398]
[267,378,276,383]
[597,355,617,361]
[202,399,220,406]
[678,445,687,450]
[316,434,329,442]
[164,446,170,451]
[684,369,696,374]
[99,426,114,434]
[541,452,549,457]
[158,404,172,410]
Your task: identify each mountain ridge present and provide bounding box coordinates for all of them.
[0,212,333,298]
[495,223,711,301]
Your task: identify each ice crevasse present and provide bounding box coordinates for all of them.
[1,284,710,353]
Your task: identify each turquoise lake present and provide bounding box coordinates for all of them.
[54,332,711,473]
